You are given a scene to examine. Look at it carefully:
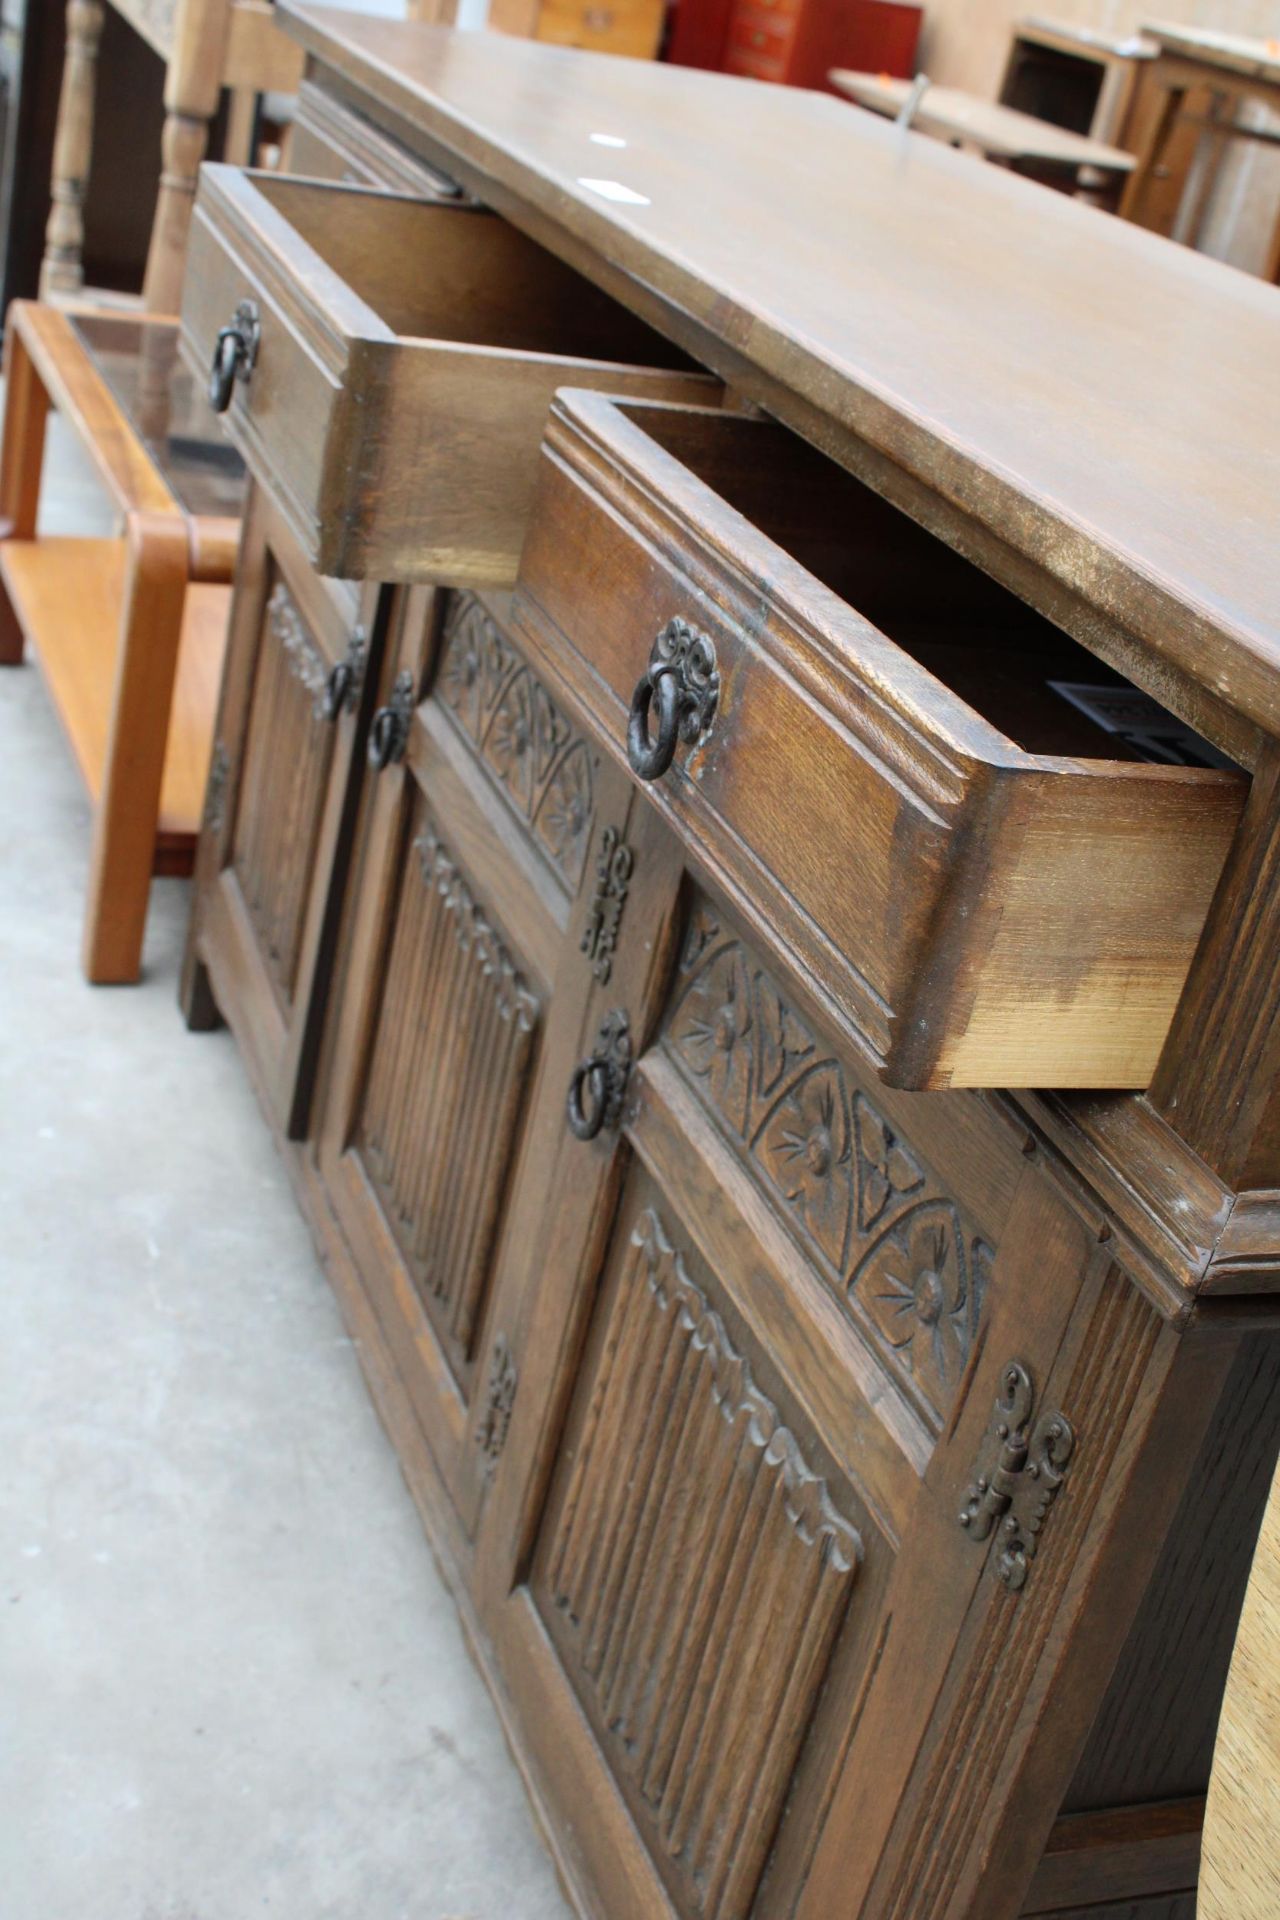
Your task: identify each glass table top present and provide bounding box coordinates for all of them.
[70,312,248,523]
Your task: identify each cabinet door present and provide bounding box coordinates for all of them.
[475,856,1022,1920]
[185,483,381,1137]
[315,588,634,1533]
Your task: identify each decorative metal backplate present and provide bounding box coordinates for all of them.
[958,1360,1075,1592]
[651,616,719,746]
[580,825,634,984]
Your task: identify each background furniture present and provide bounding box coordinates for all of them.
[1000,17,1157,146]
[178,8,1280,1918]
[0,301,244,979]
[667,0,920,89]
[489,0,666,59]
[1200,1450,1280,1918]
[830,69,1135,204]
[1120,25,1280,279]
[42,0,303,315]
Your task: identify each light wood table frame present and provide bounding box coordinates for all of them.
[1119,25,1280,280]
[0,300,241,981]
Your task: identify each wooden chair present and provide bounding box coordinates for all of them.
[41,0,303,316]
[1200,1448,1280,1918]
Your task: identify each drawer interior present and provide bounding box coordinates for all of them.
[250,176,699,371]
[617,405,1234,771]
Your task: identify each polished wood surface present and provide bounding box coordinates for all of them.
[1201,1449,1280,1919]
[830,71,1136,172]
[280,7,1280,754]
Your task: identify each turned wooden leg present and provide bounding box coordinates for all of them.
[0,318,51,665]
[40,0,105,301]
[82,512,189,984]
[141,109,212,316]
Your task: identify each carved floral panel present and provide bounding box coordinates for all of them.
[664,897,993,1426]
[435,592,594,892]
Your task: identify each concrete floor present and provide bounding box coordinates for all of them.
[0,417,573,1919]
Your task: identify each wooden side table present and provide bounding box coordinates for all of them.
[1119,26,1280,279]
[0,300,245,981]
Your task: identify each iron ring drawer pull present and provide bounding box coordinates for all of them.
[625,617,719,784]
[208,299,261,412]
[321,630,367,724]
[565,1011,632,1141]
[367,669,415,771]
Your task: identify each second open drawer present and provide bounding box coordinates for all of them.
[181,169,717,586]
[513,392,1247,1090]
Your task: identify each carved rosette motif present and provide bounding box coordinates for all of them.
[268,581,330,711]
[436,593,594,891]
[541,1205,860,1920]
[664,899,993,1425]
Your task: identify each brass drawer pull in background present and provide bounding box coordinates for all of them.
[627,617,719,782]
[367,670,416,771]
[566,1010,632,1140]
[208,299,261,412]
[321,630,367,723]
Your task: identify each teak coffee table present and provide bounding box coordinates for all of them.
[0,301,245,983]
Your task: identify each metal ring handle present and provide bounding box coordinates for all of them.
[322,660,352,724]
[566,1058,610,1142]
[367,705,400,772]
[627,663,681,783]
[208,328,242,413]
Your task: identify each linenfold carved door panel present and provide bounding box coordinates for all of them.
[474,854,1018,1920]
[188,483,378,1137]
[316,589,626,1534]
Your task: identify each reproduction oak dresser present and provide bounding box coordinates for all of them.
[177,12,1280,1918]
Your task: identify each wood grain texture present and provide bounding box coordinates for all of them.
[0,539,225,847]
[180,168,717,585]
[278,7,1280,746]
[514,390,1244,1089]
[1200,1447,1280,1919]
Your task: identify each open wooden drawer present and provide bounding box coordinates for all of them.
[181,169,717,587]
[513,392,1248,1091]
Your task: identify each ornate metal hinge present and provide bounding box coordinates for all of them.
[580,825,634,984]
[566,1010,633,1141]
[367,669,416,771]
[958,1360,1075,1593]
[475,1334,518,1479]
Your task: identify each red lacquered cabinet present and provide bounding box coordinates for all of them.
[667,0,920,90]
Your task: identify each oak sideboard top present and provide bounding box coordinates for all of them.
[281,6,1280,751]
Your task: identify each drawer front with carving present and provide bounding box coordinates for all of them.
[181,169,718,586]
[514,392,1246,1090]
[289,78,464,199]
[185,486,378,1136]
[315,589,619,1529]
